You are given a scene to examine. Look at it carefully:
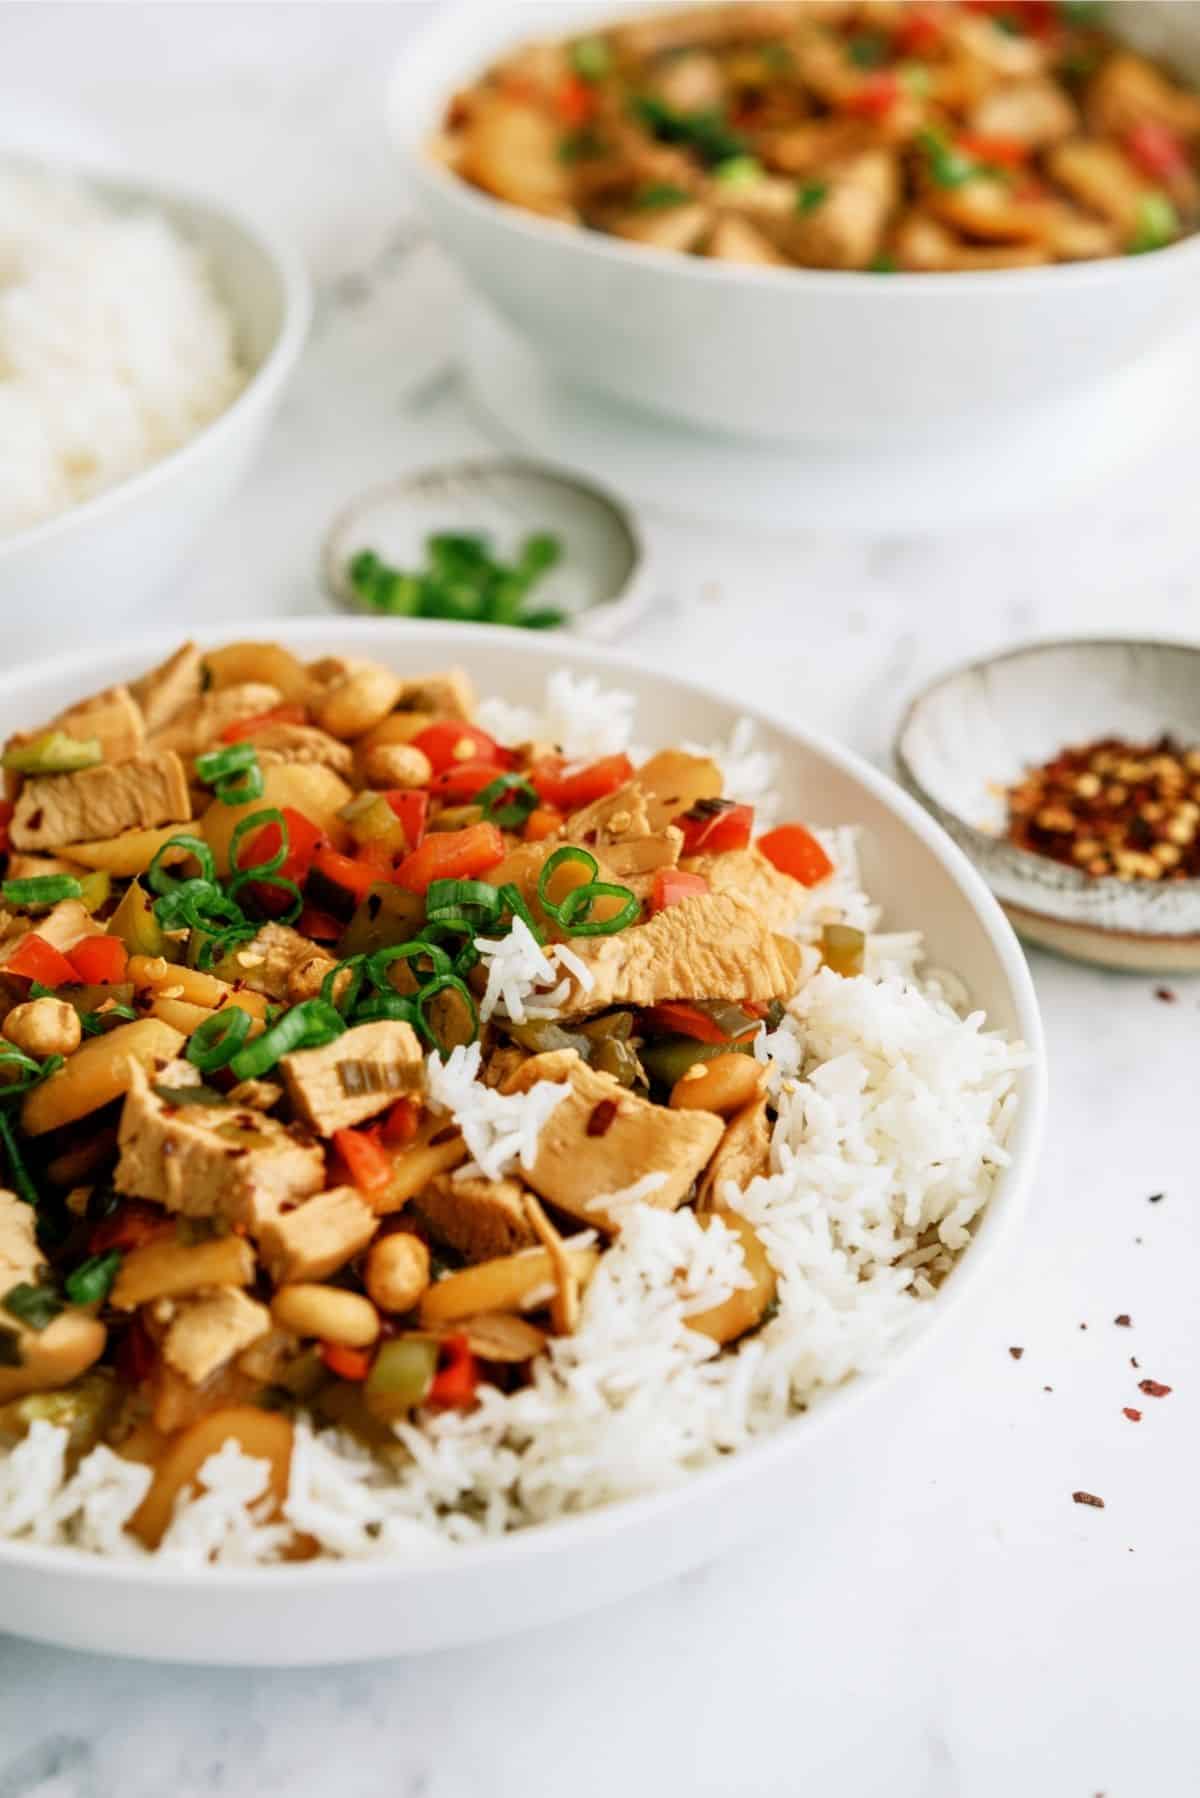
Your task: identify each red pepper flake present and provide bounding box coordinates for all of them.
[1155,986,1177,1002]
[1131,1357,1140,1369]
[1123,1407,1142,1422]
[1148,1192,1164,1203]
[1079,1322,1088,1331]
[1138,1378,1172,1398]
[1072,1491,1105,1509]
[1008,1346,1024,1360]
[586,1099,618,1138]
[1114,1314,1132,1327]
[1043,1385,1053,1392]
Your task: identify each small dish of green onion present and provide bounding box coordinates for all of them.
[322,458,647,641]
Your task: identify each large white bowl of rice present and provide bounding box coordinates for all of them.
[0,619,1046,1663]
[0,161,310,647]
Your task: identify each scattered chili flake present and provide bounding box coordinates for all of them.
[1004,734,1200,881]
[1138,1378,1172,1397]
[1114,1314,1132,1327]
[1155,986,1177,1002]
[1148,1193,1164,1204]
[1131,1357,1140,1369]
[1043,1385,1053,1392]
[1079,1322,1088,1331]
[1008,1345,1024,1359]
[586,1098,618,1138]
[1073,1491,1105,1509]
[1123,1407,1142,1422]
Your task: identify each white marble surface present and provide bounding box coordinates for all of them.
[2,5,1199,1792]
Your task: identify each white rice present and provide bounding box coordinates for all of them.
[0,711,1028,1562]
[0,161,245,536]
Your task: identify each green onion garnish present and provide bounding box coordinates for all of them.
[64,1251,121,1307]
[557,881,640,936]
[227,997,346,1081]
[476,773,539,830]
[2,875,84,908]
[80,1003,139,1036]
[147,834,217,896]
[848,31,888,67]
[713,154,763,188]
[425,879,504,927]
[1128,191,1179,254]
[0,1109,39,1208]
[0,1044,63,1095]
[3,1281,62,1329]
[186,1006,253,1074]
[366,940,453,993]
[633,181,692,211]
[1,732,102,775]
[416,919,481,975]
[195,743,265,807]
[349,530,566,632]
[321,954,369,1017]
[796,180,828,214]
[918,130,977,190]
[416,974,479,1055]
[570,35,612,79]
[497,883,544,943]
[352,993,423,1027]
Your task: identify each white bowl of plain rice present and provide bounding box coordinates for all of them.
[0,620,1045,1664]
[0,160,310,645]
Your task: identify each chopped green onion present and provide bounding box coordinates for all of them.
[476,773,539,830]
[349,530,567,632]
[556,881,640,936]
[64,1251,121,1307]
[80,1003,139,1036]
[1128,191,1179,254]
[1,732,102,775]
[1,875,84,908]
[228,808,287,884]
[366,941,453,993]
[3,1281,62,1330]
[918,129,977,189]
[848,31,888,67]
[796,180,828,214]
[632,96,745,166]
[416,919,481,975]
[0,1044,62,1095]
[571,35,612,80]
[536,845,599,925]
[869,252,898,273]
[147,835,216,896]
[898,60,932,97]
[195,922,259,972]
[0,1109,39,1208]
[558,125,608,165]
[416,974,479,1054]
[497,883,544,943]
[633,181,692,210]
[186,1006,252,1074]
[320,955,369,1017]
[352,993,423,1027]
[194,743,257,787]
[154,878,244,937]
[228,998,345,1081]
[713,154,763,188]
[425,879,503,927]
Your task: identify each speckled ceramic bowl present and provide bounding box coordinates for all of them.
[896,638,1200,973]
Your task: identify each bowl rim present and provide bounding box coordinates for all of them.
[390,0,1200,300]
[894,633,1200,927]
[0,159,312,561]
[0,617,1047,1590]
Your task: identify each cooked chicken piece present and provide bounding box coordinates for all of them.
[636,750,724,830]
[225,1078,284,1114]
[785,151,899,269]
[707,215,789,265]
[45,684,145,767]
[926,177,1049,244]
[279,1019,423,1136]
[255,1184,378,1285]
[681,846,808,931]
[969,75,1077,148]
[893,211,1047,271]
[149,683,282,757]
[393,669,475,719]
[504,1050,723,1232]
[413,1172,539,1263]
[1042,201,1120,262]
[458,94,574,219]
[234,922,337,1005]
[604,827,684,879]
[129,642,203,734]
[252,725,354,776]
[162,1288,272,1386]
[697,1095,771,1210]
[948,11,1048,77]
[760,118,871,177]
[1046,139,1150,236]
[10,750,191,851]
[115,1062,325,1228]
[568,781,653,847]
[0,1190,107,1402]
[557,892,803,1013]
[612,202,713,253]
[652,48,727,114]
[1086,48,1200,142]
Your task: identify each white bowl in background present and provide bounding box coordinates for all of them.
[391,0,1200,448]
[0,619,1045,1664]
[0,167,311,650]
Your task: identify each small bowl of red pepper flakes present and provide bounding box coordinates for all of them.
[895,638,1200,974]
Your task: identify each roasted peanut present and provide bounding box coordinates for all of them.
[361,742,434,790]
[271,1284,380,1347]
[669,1053,763,1118]
[314,665,403,740]
[3,997,81,1060]
[365,1232,431,1313]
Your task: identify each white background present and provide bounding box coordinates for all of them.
[1,6,1198,1794]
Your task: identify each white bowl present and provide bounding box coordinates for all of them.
[391,0,1200,448]
[0,166,311,650]
[0,619,1044,1663]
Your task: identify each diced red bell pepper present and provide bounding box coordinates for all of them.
[383,789,428,853]
[297,905,343,943]
[333,1125,393,1197]
[67,934,128,986]
[411,720,510,775]
[1125,119,1189,182]
[894,8,942,54]
[0,800,13,855]
[395,822,505,895]
[244,808,327,915]
[845,71,899,119]
[429,1333,479,1409]
[90,1199,175,1256]
[4,933,79,988]
[642,1000,753,1045]
[115,1314,157,1386]
[220,703,308,745]
[529,753,634,813]
[431,760,511,804]
[321,1342,374,1382]
[309,845,379,910]
[649,868,710,915]
[523,806,563,843]
[758,823,834,887]
[381,1097,421,1147]
[675,800,754,856]
[556,73,595,126]
[955,131,1029,169]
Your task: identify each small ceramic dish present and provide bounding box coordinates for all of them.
[322,458,651,642]
[896,637,1200,973]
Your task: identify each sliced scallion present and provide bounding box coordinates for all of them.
[416,974,479,1054]
[476,773,539,830]
[3,1281,62,1330]
[228,998,346,1080]
[2,875,83,908]
[556,881,640,936]
[64,1251,121,1307]
[186,1006,252,1074]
